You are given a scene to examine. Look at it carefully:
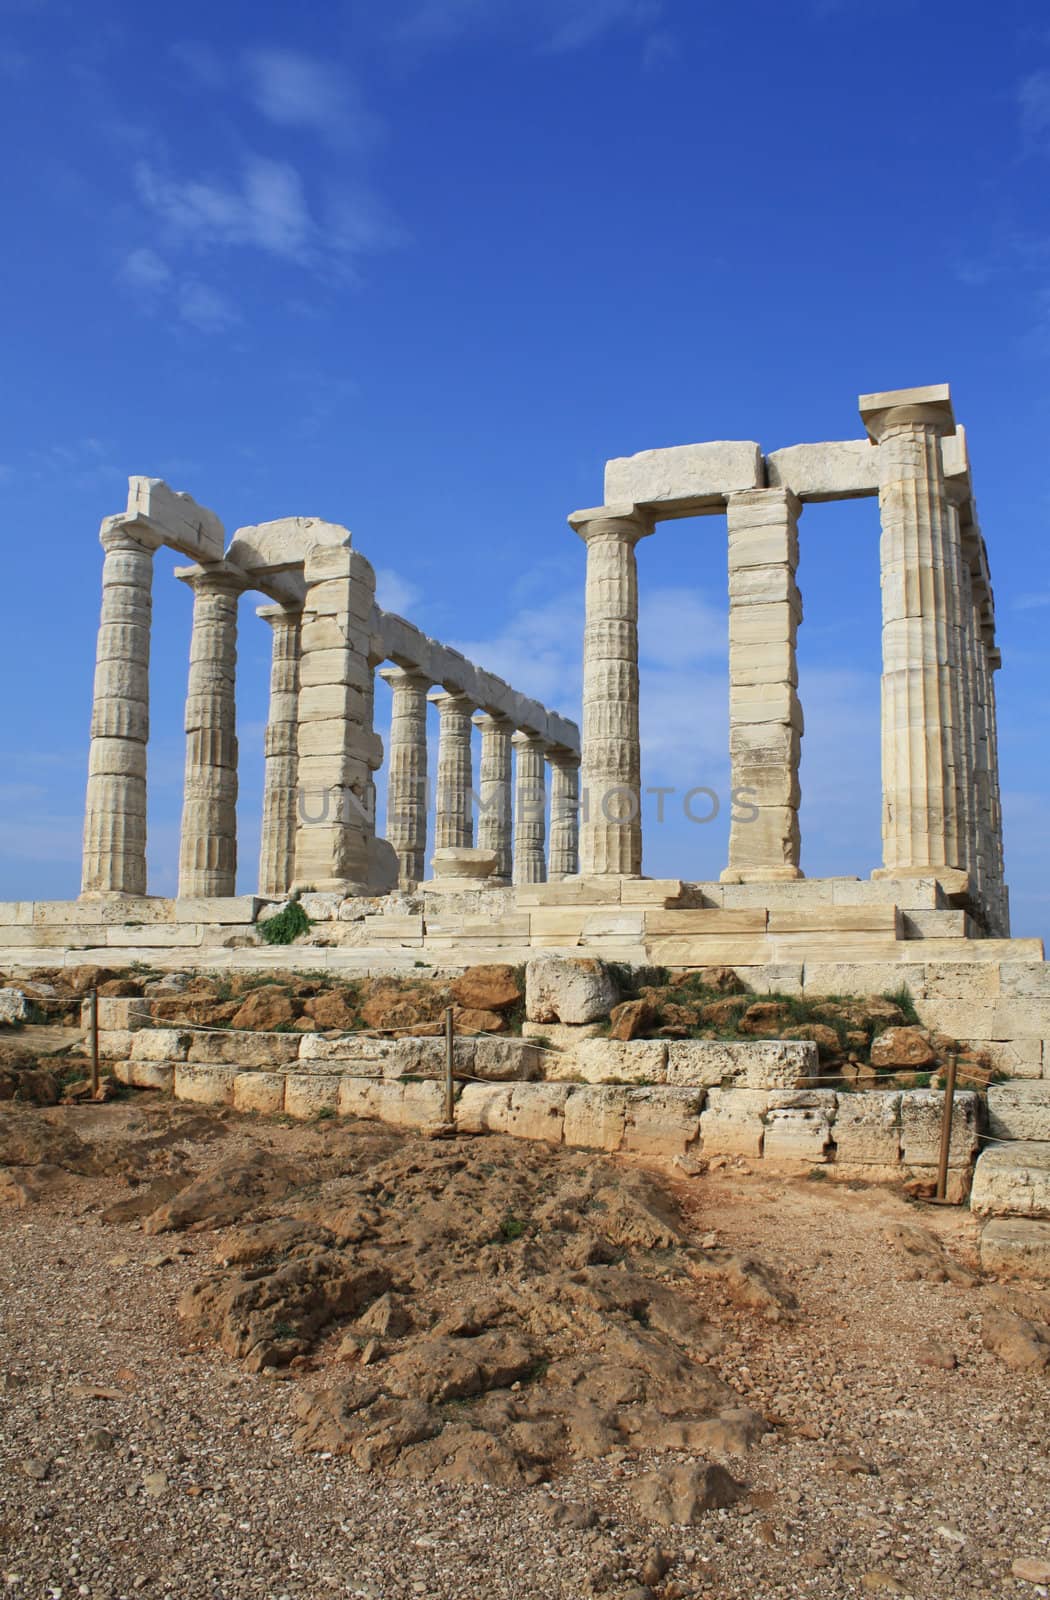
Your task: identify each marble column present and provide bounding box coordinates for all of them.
[861,385,966,879]
[983,635,1008,934]
[381,667,431,888]
[568,504,653,876]
[430,691,475,850]
[723,487,804,882]
[257,604,302,899]
[293,545,382,893]
[547,748,580,880]
[474,711,513,880]
[81,518,160,897]
[177,565,242,898]
[513,731,547,885]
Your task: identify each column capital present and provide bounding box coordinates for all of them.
[472,709,513,732]
[511,728,547,749]
[257,602,303,627]
[568,503,654,545]
[428,689,474,713]
[547,744,580,769]
[859,383,955,443]
[175,560,247,597]
[380,665,431,692]
[99,514,162,556]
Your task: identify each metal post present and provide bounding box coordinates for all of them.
[443,1005,455,1128]
[89,987,100,1099]
[935,1050,958,1203]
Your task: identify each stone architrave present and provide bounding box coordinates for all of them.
[474,711,513,880]
[430,691,475,850]
[568,504,653,875]
[293,542,383,892]
[861,385,966,879]
[81,518,161,896]
[381,667,431,887]
[548,748,580,880]
[723,487,804,883]
[513,730,547,885]
[258,604,303,898]
[177,565,243,899]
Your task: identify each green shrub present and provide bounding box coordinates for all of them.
[882,983,920,1025]
[258,895,312,946]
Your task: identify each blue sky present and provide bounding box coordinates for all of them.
[1,0,1048,938]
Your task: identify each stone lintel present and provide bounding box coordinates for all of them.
[173,559,250,593]
[125,476,225,563]
[859,383,955,442]
[601,441,764,519]
[568,502,654,538]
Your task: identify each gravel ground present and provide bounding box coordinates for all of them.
[0,1100,1048,1600]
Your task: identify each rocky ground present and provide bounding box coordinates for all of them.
[0,1096,1048,1600]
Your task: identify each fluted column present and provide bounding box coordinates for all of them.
[547,748,580,880]
[723,488,803,882]
[381,668,431,887]
[177,566,242,898]
[430,691,474,849]
[983,636,1008,934]
[257,604,302,898]
[474,712,513,880]
[513,731,547,885]
[568,504,653,876]
[861,385,965,878]
[81,519,160,896]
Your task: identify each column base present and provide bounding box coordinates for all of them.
[720,866,804,884]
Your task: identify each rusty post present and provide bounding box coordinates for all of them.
[444,1005,455,1127]
[89,987,100,1099]
[935,1050,958,1203]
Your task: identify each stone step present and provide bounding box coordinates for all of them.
[970,1142,1050,1220]
[986,1082,1050,1143]
[978,1217,1050,1278]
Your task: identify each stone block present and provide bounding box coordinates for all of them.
[803,963,925,997]
[338,1077,388,1122]
[998,963,1050,998]
[131,1028,191,1063]
[768,907,899,935]
[398,1080,447,1129]
[967,1039,1042,1079]
[299,1034,401,1070]
[98,1029,134,1062]
[525,955,618,1024]
[457,1082,513,1134]
[233,1072,286,1116]
[0,902,33,925]
[571,1038,668,1085]
[833,877,942,908]
[284,1074,341,1119]
[505,1083,571,1143]
[986,1082,1050,1143]
[763,1107,833,1163]
[831,1092,901,1164]
[522,1021,604,1052]
[173,897,260,924]
[899,1090,979,1169]
[106,924,204,947]
[730,963,805,995]
[644,909,766,936]
[126,475,225,561]
[473,1038,545,1082]
[666,1039,817,1090]
[603,440,763,514]
[187,1031,301,1069]
[621,1087,704,1160]
[970,1143,1050,1219]
[699,1088,769,1159]
[86,997,151,1031]
[173,1064,236,1106]
[764,438,879,500]
[978,1217,1050,1279]
[920,962,1001,1001]
[121,1059,175,1092]
[563,1086,627,1152]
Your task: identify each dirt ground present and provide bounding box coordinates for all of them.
[0,1096,1047,1600]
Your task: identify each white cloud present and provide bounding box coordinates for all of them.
[135,156,314,262]
[375,568,423,617]
[547,0,661,53]
[243,47,380,146]
[1014,590,1050,610]
[120,246,172,292]
[639,585,726,668]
